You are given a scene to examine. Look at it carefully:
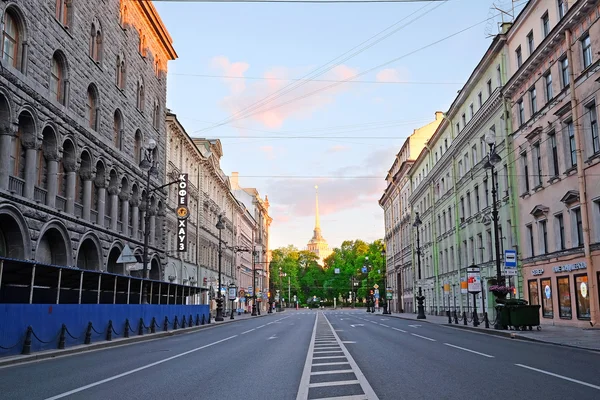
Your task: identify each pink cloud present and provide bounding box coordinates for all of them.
[375,68,409,83]
[212,59,359,128]
[327,145,350,153]
[259,145,276,160]
[211,56,250,95]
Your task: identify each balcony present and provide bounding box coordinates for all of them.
[90,209,98,224]
[34,186,47,204]
[104,215,111,229]
[8,176,24,196]
[56,196,66,212]
[74,203,83,218]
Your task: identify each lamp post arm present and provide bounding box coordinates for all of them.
[149,179,181,194]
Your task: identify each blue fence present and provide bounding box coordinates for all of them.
[0,303,210,357]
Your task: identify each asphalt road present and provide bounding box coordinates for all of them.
[0,310,599,400]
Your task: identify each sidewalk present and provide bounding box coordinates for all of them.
[377,311,600,352]
[0,310,271,367]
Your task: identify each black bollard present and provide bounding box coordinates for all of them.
[181,315,186,329]
[138,318,144,336]
[174,316,179,330]
[201,314,205,325]
[22,326,32,355]
[58,324,66,349]
[150,317,156,334]
[106,320,113,341]
[462,311,468,326]
[453,310,459,324]
[164,316,169,332]
[196,314,200,326]
[207,313,211,324]
[84,322,93,345]
[484,312,490,329]
[447,310,452,324]
[189,315,193,327]
[124,319,130,338]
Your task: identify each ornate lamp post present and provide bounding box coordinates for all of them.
[139,139,157,304]
[413,212,426,319]
[215,214,225,321]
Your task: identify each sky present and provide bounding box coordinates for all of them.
[153,0,524,250]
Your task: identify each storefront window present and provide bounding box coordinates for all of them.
[528,279,539,305]
[540,278,553,318]
[557,276,572,319]
[575,274,590,320]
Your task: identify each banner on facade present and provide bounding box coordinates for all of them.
[443,283,451,294]
[467,266,481,293]
[176,174,189,252]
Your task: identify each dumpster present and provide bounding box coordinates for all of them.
[508,305,541,331]
[496,304,511,329]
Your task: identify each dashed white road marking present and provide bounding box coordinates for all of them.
[241,328,255,335]
[392,327,407,333]
[515,364,600,390]
[444,343,494,358]
[411,333,436,342]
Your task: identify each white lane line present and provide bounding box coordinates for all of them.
[322,314,379,400]
[313,350,344,354]
[392,327,407,333]
[241,328,256,335]
[310,369,354,375]
[296,314,319,400]
[255,325,265,330]
[411,333,436,342]
[44,335,238,400]
[444,343,494,358]
[309,380,360,388]
[379,324,390,327]
[313,356,347,360]
[312,361,350,366]
[310,395,367,400]
[515,364,600,390]
[313,346,341,349]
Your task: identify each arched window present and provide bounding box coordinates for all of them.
[136,79,145,111]
[113,110,123,150]
[139,31,146,57]
[55,0,73,28]
[116,55,126,90]
[89,23,102,63]
[87,84,98,130]
[1,9,20,69]
[50,52,67,105]
[134,130,142,164]
[155,59,160,78]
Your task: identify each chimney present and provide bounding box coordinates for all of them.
[435,111,444,121]
[231,172,239,188]
[501,22,512,35]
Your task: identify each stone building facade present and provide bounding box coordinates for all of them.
[0,1,176,277]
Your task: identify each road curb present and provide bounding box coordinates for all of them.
[0,313,269,368]
[376,313,600,353]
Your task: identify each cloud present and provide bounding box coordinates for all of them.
[212,59,359,128]
[327,145,350,153]
[375,67,409,83]
[259,145,276,160]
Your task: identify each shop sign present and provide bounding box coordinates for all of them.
[553,262,586,273]
[531,269,544,276]
[176,174,189,252]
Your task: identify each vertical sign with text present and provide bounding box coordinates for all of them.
[176,174,189,252]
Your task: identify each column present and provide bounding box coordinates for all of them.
[120,192,130,235]
[108,185,119,231]
[81,170,94,222]
[0,126,16,190]
[95,175,106,226]
[45,153,59,208]
[64,159,78,215]
[139,199,147,241]
[131,197,140,240]
[149,208,156,246]
[22,135,38,199]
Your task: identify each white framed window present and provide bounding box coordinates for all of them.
[530,86,537,114]
[582,34,592,69]
[516,46,523,68]
[527,30,535,55]
[526,224,535,257]
[571,207,583,247]
[541,12,550,38]
[545,72,553,101]
[560,58,569,87]
[538,219,548,254]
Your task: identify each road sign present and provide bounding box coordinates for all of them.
[116,245,137,264]
[373,284,379,289]
[504,249,517,267]
[386,288,393,300]
[504,269,518,276]
[248,286,253,295]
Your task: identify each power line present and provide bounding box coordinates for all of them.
[170,73,464,85]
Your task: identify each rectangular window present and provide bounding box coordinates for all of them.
[456,122,460,133]
[558,0,567,19]
[516,46,523,68]
[588,103,599,154]
[496,65,502,86]
[518,100,525,125]
[573,207,583,246]
[549,131,559,176]
[458,160,463,177]
[527,30,535,55]
[560,58,569,87]
[530,87,537,114]
[483,178,489,207]
[574,274,591,320]
[503,164,509,196]
[540,219,548,254]
[460,197,465,220]
[487,79,492,96]
[462,113,466,127]
[527,224,535,257]
[528,280,540,306]
[545,73,553,101]
[582,34,592,69]
[472,145,478,165]
[556,213,565,250]
[541,278,553,318]
[469,103,474,119]
[466,191,472,217]
[557,276,572,319]
[533,142,542,186]
[475,185,480,212]
[486,230,493,261]
[542,12,550,38]
[567,120,576,167]
[477,233,483,263]
[521,152,530,193]
[478,92,482,107]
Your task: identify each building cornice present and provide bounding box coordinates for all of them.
[137,1,178,60]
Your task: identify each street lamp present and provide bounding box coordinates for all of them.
[413,212,426,319]
[251,249,258,316]
[484,130,503,329]
[381,249,391,314]
[140,139,158,304]
[215,214,225,321]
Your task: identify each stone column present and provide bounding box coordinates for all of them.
[140,198,147,241]
[81,169,95,222]
[149,207,156,246]
[45,152,60,208]
[0,126,16,191]
[131,197,140,240]
[95,175,107,227]
[108,185,119,231]
[20,128,37,199]
[120,191,130,235]
[63,158,78,215]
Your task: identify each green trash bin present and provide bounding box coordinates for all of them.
[495,304,512,329]
[509,305,541,331]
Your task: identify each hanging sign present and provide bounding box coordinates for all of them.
[467,266,481,293]
[176,174,189,252]
[460,281,468,294]
[228,286,237,301]
[443,283,451,294]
